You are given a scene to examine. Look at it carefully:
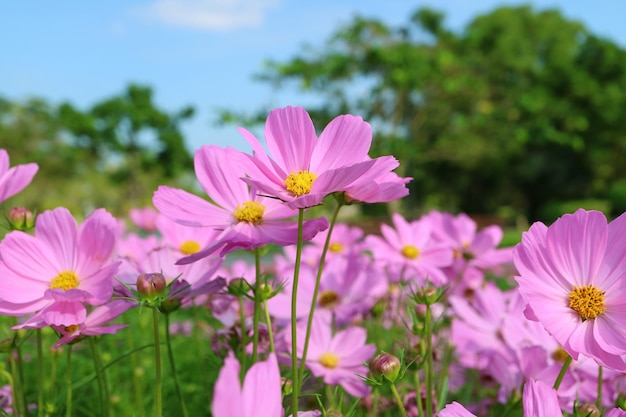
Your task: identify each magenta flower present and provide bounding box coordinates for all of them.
[212,352,282,417]
[365,213,453,285]
[293,312,375,397]
[239,106,402,208]
[153,145,328,263]
[0,207,119,326]
[522,379,562,416]
[514,209,626,371]
[0,148,38,205]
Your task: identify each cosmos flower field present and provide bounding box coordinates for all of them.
[1,106,626,416]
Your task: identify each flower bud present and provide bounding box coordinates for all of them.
[227,278,250,296]
[136,273,167,303]
[159,298,181,314]
[576,404,600,417]
[369,352,402,383]
[7,207,35,231]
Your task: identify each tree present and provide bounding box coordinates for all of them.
[220,6,626,221]
[59,84,195,209]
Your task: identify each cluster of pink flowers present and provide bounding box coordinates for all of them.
[2,104,626,417]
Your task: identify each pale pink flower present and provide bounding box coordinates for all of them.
[365,213,453,285]
[0,207,119,326]
[606,409,626,417]
[239,106,402,208]
[153,145,328,263]
[155,214,221,259]
[293,312,375,398]
[514,209,626,371]
[212,352,282,417]
[0,149,38,205]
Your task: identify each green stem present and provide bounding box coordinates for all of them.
[66,345,73,417]
[9,346,25,417]
[414,367,424,417]
[553,355,572,390]
[424,304,434,417]
[252,249,261,363]
[237,295,248,375]
[152,308,163,417]
[16,340,28,417]
[37,329,45,417]
[290,208,305,417]
[126,325,144,416]
[262,299,276,353]
[596,365,603,409]
[298,201,342,384]
[165,314,189,417]
[390,383,408,417]
[89,337,111,417]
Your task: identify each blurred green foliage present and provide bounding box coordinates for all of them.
[219,5,626,222]
[0,84,196,218]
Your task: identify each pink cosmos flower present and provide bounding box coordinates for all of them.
[0,207,119,327]
[514,209,626,371]
[522,379,562,417]
[293,311,375,397]
[365,213,453,285]
[239,106,403,208]
[437,402,477,417]
[153,145,328,263]
[428,211,513,291]
[212,352,282,417]
[606,409,626,417]
[0,148,38,205]
[128,206,160,232]
[19,299,133,347]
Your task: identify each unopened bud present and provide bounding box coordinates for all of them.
[576,404,600,417]
[136,273,167,302]
[369,352,401,383]
[7,207,35,231]
[227,278,250,296]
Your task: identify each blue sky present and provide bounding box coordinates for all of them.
[2,0,626,153]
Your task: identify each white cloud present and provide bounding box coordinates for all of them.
[140,0,281,31]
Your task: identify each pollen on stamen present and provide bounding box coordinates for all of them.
[319,352,339,369]
[233,201,265,224]
[568,284,606,320]
[285,170,317,196]
[401,245,420,259]
[180,240,201,255]
[50,270,79,291]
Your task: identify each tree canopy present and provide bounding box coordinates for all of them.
[222,5,626,222]
[1,84,195,216]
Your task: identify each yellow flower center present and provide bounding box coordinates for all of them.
[179,240,201,255]
[329,242,344,253]
[401,245,420,259]
[568,285,606,320]
[50,270,79,291]
[233,201,265,224]
[285,170,317,196]
[318,290,340,308]
[319,352,339,369]
[551,347,570,363]
[64,325,80,335]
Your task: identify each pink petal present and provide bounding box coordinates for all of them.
[311,114,372,172]
[264,106,316,172]
[242,354,282,417]
[153,185,231,227]
[35,208,78,269]
[194,146,250,209]
[212,353,243,417]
